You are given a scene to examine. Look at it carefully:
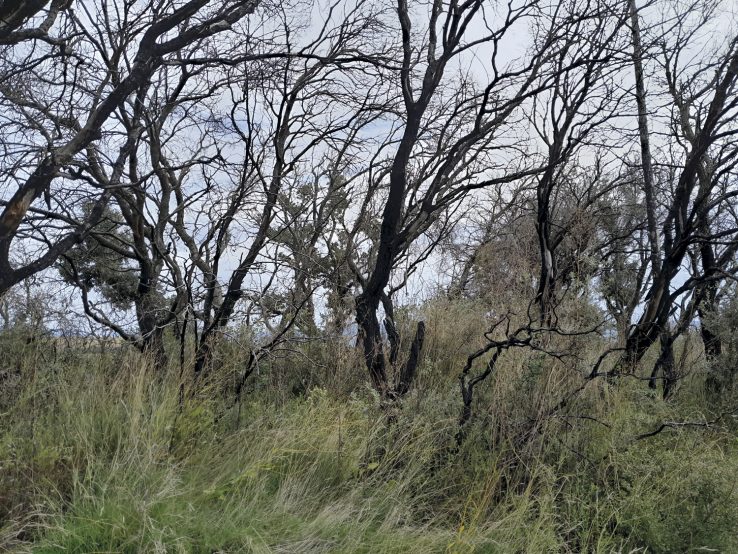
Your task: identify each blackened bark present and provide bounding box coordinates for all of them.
[700,319,722,361]
[395,321,425,396]
[698,241,722,361]
[628,0,661,274]
[137,299,167,370]
[384,317,401,368]
[355,295,388,394]
[622,36,738,370]
[0,0,259,297]
[353,110,423,394]
[648,332,676,398]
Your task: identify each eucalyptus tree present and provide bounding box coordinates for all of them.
[348,0,634,397]
[186,0,392,376]
[0,0,260,296]
[596,171,651,346]
[621,1,738,370]
[58,57,211,366]
[527,2,632,326]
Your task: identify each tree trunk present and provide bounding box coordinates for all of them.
[136,291,167,370]
[536,233,556,327]
[355,294,389,394]
[699,284,724,393]
[649,332,676,398]
[629,0,661,274]
[621,255,682,370]
[698,239,722,361]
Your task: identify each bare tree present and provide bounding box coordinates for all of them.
[622,2,738,369]
[351,0,631,397]
[0,0,70,44]
[0,0,260,296]
[179,1,390,376]
[528,3,631,325]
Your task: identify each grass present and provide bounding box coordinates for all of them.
[0,338,737,552]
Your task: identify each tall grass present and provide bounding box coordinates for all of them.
[0,336,736,552]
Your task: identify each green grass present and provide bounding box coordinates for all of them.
[0,344,737,553]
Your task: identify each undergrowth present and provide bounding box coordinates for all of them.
[0,342,736,553]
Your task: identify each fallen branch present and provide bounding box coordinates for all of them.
[635,407,738,440]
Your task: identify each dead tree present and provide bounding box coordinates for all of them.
[529,3,631,325]
[190,2,388,376]
[353,0,631,397]
[0,0,260,296]
[622,6,738,370]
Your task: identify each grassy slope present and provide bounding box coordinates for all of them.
[0,342,737,553]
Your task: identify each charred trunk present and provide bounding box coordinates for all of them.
[355,294,389,394]
[648,332,676,399]
[136,293,167,370]
[394,321,425,396]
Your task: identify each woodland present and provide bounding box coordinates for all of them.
[1,0,738,551]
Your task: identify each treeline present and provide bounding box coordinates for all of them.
[1,0,738,424]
